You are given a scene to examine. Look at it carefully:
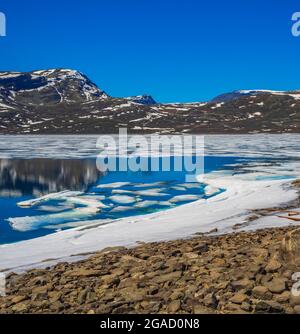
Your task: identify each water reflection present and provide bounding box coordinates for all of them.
[0,158,101,197]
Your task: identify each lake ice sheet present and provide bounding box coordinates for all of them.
[1,134,300,272]
[0,154,237,244]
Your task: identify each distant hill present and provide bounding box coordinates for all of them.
[1,69,300,134]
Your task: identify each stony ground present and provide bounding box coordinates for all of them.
[1,226,300,314]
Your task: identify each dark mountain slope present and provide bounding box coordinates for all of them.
[1,70,300,134]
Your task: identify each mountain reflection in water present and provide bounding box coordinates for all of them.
[0,158,101,197]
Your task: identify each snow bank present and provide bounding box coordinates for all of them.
[169,195,200,203]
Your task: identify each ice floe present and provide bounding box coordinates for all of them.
[109,195,137,204]
[133,182,166,188]
[171,186,187,191]
[135,189,169,197]
[110,206,133,213]
[65,196,108,209]
[37,205,75,213]
[97,182,130,189]
[8,207,100,232]
[111,189,135,195]
[17,190,83,208]
[178,183,201,189]
[158,201,173,206]
[134,201,159,208]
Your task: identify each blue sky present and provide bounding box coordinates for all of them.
[0,0,300,102]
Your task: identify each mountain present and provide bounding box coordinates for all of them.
[211,90,267,103]
[0,69,108,105]
[1,69,300,134]
[212,89,300,103]
[125,95,157,105]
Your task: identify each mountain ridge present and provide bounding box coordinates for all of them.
[1,69,300,134]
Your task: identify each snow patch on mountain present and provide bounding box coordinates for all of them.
[0,69,109,103]
[125,95,156,105]
[212,89,300,103]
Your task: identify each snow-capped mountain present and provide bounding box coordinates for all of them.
[0,69,108,108]
[1,69,300,134]
[212,89,300,103]
[125,95,157,105]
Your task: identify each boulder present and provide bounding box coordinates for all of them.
[193,304,213,314]
[167,300,181,313]
[265,278,286,294]
[255,301,284,313]
[152,271,182,284]
[265,258,282,273]
[252,286,272,300]
[11,303,28,313]
[66,269,101,277]
[294,305,300,314]
[11,295,27,304]
[203,293,218,308]
[231,279,254,291]
[193,243,208,254]
[274,291,290,303]
[229,293,248,304]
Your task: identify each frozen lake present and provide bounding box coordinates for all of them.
[1,134,300,272]
[0,156,233,244]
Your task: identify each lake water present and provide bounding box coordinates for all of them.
[1,134,299,245]
[0,155,247,244]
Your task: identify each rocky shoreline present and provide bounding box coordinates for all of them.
[1,225,300,314]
